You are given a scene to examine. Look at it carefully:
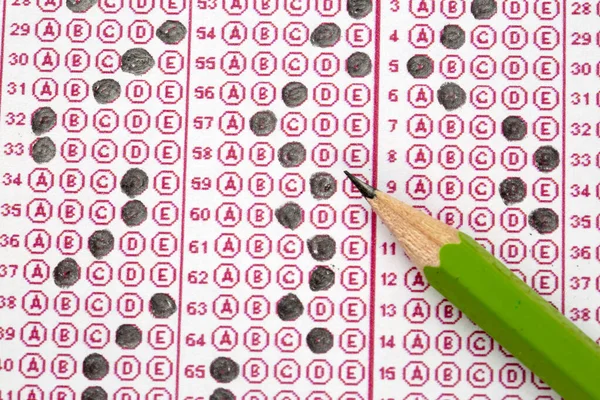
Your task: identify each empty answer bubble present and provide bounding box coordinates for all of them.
[53,258,80,288]
[529,208,559,234]
[310,172,337,200]
[31,137,56,164]
[310,23,341,47]
[276,293,304,321]
[156,20,188,44]
[278,142,306,167]
[437,82,467,111]
[115,324,142,349]
[347,0,372,19]
[121,200,148,227]
[499,177,526,205]
[502,116,527,141]
[88,230,114,259]
[121,48,155,75]
[210,357,240,383]
[282,82,308,108]
[307,235,336,261]
[534,146,560,172]
[249,110,277,136]
[440,25,465,49]
[92,79,121,104]
[120,168,149,198]
[82,353,109,380]
[346,52,372,77]
[309,266,335,291]
[306,328,334,354]
[407,55,433,79]
[82,387,107,400]
[275,202,303,230]
[210,389,235,400]
[31,107,57,135]
[150,293,177,318]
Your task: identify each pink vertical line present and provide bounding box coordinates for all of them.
[174,0,194,398]
[0,0,8,113]
[560,0,567,315]
[368,0,382,398]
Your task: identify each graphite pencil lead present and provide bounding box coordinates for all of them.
[344,171,376,199]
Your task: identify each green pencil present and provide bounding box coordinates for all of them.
[345,171,600,400]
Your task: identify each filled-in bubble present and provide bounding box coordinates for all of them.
[311,23,341,47]
[31,137,56,164]
[347,0,372,19]
[115,324,142,349]
[210,357,240,383]
[121,48,155,75]
[307,235,336,261]
[440,25,465,49]
[275,202,303,230]
[66,0,97,12]
[150,293,177,318]
[210,389,235,400]
[53,258,80,288]
[306,328,334,354]
[502,116,527,141]
[499,177,526,205]
[82,387,107,400]
[92,79,121,104]
[249,111,277,136]
[471,0,497,19]
[120,168,148,198]
[82,353,109,380]
[31,107,57,135]
[310,172,337,200]
[278,142,306,168]
[88,230,114,259]
[346,52,372,77]
[276,293,304,321]
[407,55,433,79]
[121,200,148,227]
[282,82,308,108]
[533,146,560,172]
[437,82,467,111]
[156,21,188,44]
[309,266,335,291]
[529,208,559,234]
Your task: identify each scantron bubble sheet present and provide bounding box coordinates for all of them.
[0,0,597,400]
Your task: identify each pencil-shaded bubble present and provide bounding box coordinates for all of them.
[310,23,341,47]
[407,55,434,79]
[275,202,303,230]
[347,0,372,19]
[120,168,148,198]
[309,266,335,291]
[501,116,527,141]
[82,353,109,380]
[437,82,467,111]
[249,110,277,136]
[529,208,559,234]
[53,258,80,288]
[499,177,526,205]
[440,25,465,49]
[346,52,372,77]
[66,0,97,12]
[210,357,240,383]
[533,146,560,172]
[210,388,235,400]
[121,48,155,75]
[306,328,334,354]
[31,107,57,135]
[150,293,177,318]
[276,293,304,321]
[92,79,121,104]
[310,172,337,200]
[307,235,336,261]
[82,387,107,400]
[121,200,148,227]
[278,142,306,168]
[31,137,56,164]
[88,230,114,259]
[115,324,142,349]
[282,82,308,108]
[156,20,188,44]
[471,0,497,19]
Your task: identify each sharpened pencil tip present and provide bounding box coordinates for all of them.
[344,171,376,199]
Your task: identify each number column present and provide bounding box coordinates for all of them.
[563,2,600,343]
